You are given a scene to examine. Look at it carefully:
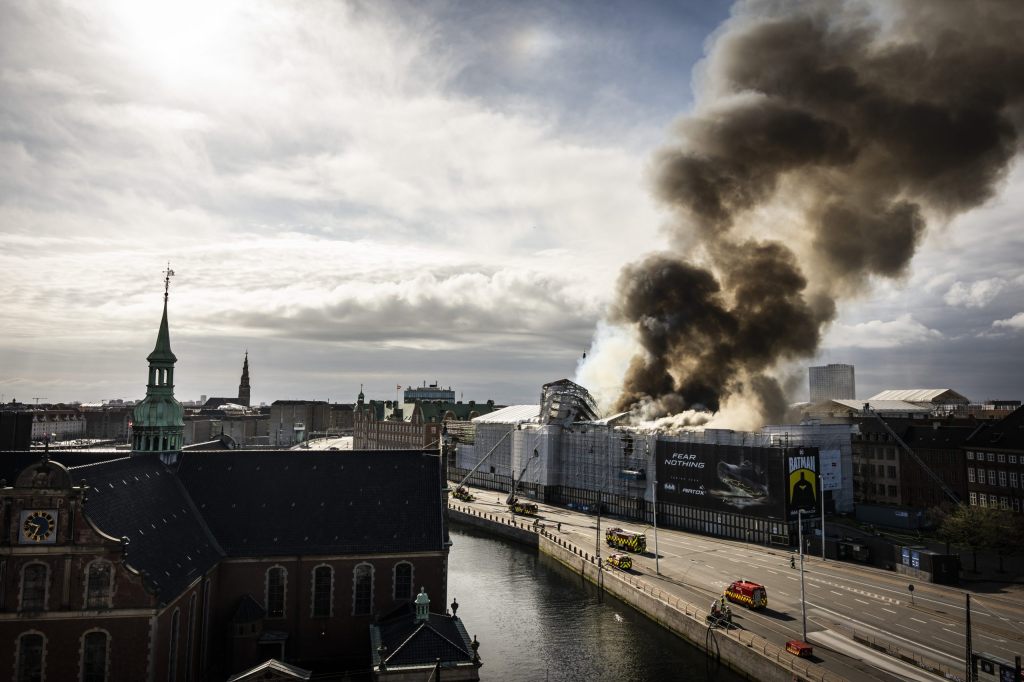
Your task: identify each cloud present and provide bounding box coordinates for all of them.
[823,314,943,349]
[992,312,1024,331]
[944,278,1006,308]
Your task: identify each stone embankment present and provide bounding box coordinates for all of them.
[449,504,847,682]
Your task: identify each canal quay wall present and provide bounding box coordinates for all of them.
[449,504,847,682]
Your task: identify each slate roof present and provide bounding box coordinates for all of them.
[177,449,446,556]
[964,405,1024,451]
[10,448,446,603]
[0,450,129,485]
[373,608,475,668]
[76,454,223,598]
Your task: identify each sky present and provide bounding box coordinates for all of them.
[1,0,1022,410]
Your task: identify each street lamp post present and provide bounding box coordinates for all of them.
[798,509,807,642]
[653,478,660,575]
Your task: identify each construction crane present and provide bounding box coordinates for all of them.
[862,405,961,506]
[32,397,46,405]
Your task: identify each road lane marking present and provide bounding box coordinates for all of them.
[882,608,897,614]
[910,617,927,624]
[830,590,843,596]
[866,613,884,620]
[934,636,959,647]
[854,598,869,605]
[894,623,918,632]
[942,628,964,637]
[978,634,1006,643]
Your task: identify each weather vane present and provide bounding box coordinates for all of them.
[164,262,176,302]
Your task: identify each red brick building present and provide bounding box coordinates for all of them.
[964,405,1024,514]
[0,448,453,680]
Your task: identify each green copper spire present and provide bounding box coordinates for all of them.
[132,265,184,461]
[147,274,177,363]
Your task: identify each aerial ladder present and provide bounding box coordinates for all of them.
[862,405,961,506]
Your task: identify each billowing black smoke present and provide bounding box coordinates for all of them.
[613,0,1024,422]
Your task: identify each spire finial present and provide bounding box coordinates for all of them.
[163,263,175,302]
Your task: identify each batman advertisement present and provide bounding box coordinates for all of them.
[655,440,815,520]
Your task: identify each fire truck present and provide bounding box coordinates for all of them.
[509,498,538,515]
[605,527,647,553]
[451,486,475,502]
[724,580,768,609]
[605,553,632,570]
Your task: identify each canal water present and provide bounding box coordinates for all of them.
[448,525,744,682]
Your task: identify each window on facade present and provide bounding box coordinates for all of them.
[1010,455,1018,464]
[998,454,1006,463]
[266,567,286,618]
[1011,472,1019,489]
[888,485,898,497]
[81,631,108,682]
[877,464,885,476]
[394,563,412,601]
[876,484,885,495]
[312,566,333,618]
[21,564,47,611]
[168,608,180,682]
[988,453,996,462]
[86,561,112,609]
[978,494,987,508]
[999,471,1007,487]
[968,469,976,483]
[989,470,998,486]
[966,451,974,460]
[1000,497,1009,510]
[969,492,977,506]
[185,593,196,682]
[17,633,44,682]
[353,565,373,615]
[1014,498,1021,512]
[990,494,999,507]
[887,466,897,478]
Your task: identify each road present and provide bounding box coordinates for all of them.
[453,485,1024,681]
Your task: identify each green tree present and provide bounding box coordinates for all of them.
[936,504,1012,573]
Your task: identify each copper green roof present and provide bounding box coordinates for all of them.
[146,299,177,363]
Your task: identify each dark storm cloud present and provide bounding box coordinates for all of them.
[614,0,1024,421]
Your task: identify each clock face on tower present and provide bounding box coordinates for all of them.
[19,510,58,544]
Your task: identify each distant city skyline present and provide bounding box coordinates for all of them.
[2,0,1022,411]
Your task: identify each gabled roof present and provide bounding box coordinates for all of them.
[964,405,1024,451]
[472,405,539,424]
[57,449,446,602]
[226,659,311,682]
[868,389,970,404]
[77,455,223,598]
[232,594,266,623]
[373,606,475,669]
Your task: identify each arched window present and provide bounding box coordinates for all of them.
[185,593,197,682]
[168,608,180,682]
[266,566,286,618]
[393,562,413,601]
[311,565,333,618]
[353,563,373,616]
[80,630,108,682]
[16,631,45,682]
[21,563,48,611]
[85,560,113,609]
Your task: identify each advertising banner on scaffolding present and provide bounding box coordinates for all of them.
[655,440,819,520]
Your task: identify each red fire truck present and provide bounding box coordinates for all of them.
[724,580,768,609]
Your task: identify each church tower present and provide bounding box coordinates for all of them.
[131,267,184,464]
[238,351,251,407]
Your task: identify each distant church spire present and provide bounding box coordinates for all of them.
[132,265,184,463]
[238,351,251,407]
